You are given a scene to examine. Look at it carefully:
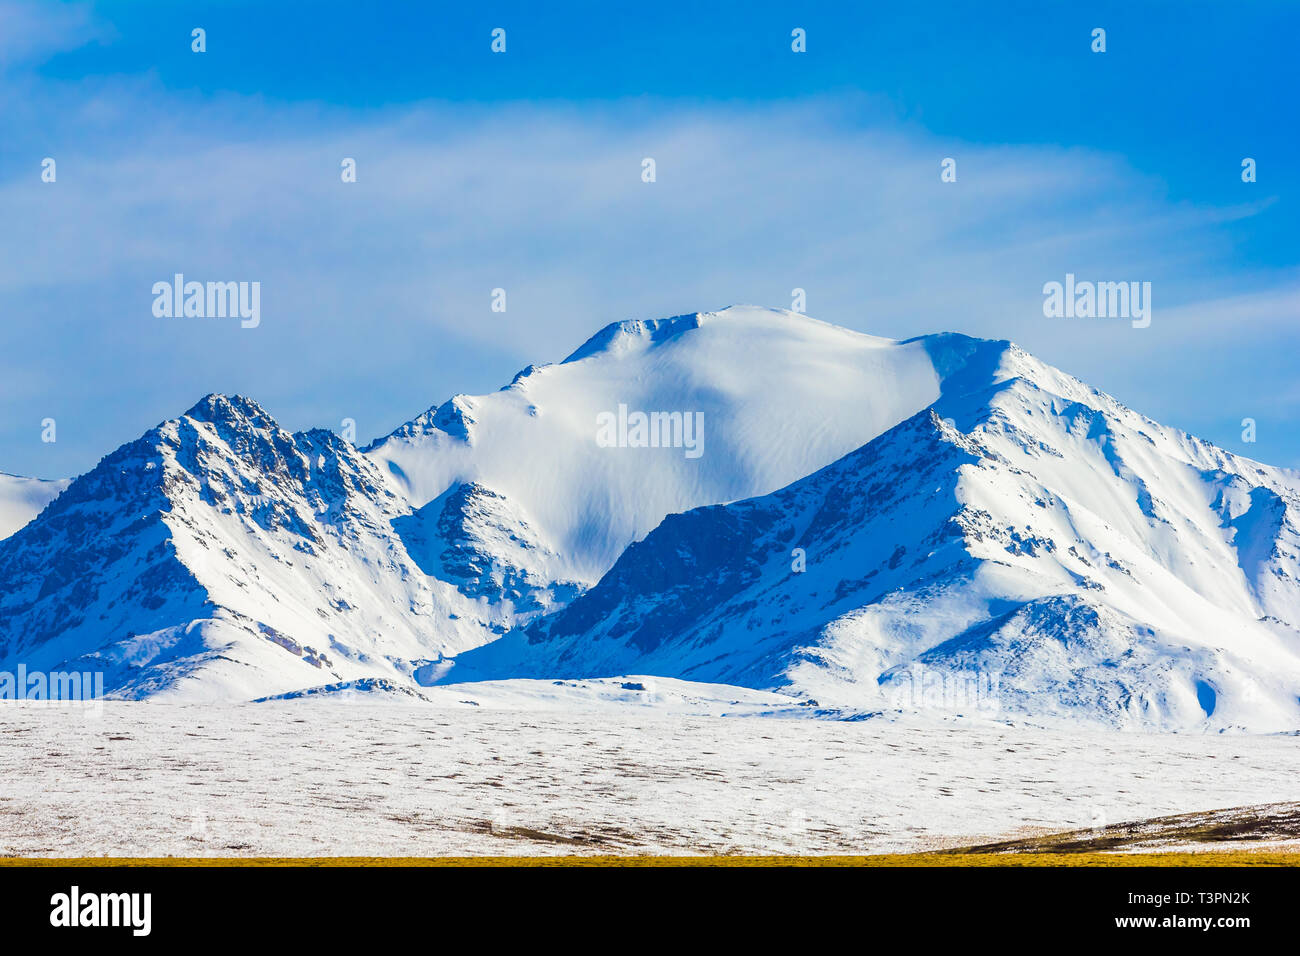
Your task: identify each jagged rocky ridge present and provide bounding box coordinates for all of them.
[0,307,945,698]
[3,307,1299,728]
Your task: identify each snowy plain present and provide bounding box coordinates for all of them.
[1,699,1296,858]
[4,306,1300,858]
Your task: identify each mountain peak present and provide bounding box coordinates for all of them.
[183,393,276,429]
[561,312,703,364]
[6,304,1300,723]
[371,395,478,448]
[560,304,901,365]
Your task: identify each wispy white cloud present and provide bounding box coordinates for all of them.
[1,49,1296,475]
[0,0,105,70]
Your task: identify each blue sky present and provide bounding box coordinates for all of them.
[1,0,1297,476]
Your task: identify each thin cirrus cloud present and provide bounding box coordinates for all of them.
[0,1,1296,478]
[0,0,105,69]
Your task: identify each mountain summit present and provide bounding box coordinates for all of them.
[446,331,1300,731]
[3,307,1298,727]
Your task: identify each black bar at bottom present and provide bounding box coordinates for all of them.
[0,861,1289,943]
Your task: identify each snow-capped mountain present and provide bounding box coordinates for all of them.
[0,307,953,699]
[0,472,68,540]
[446,333,1300,731]
[4,305,1299,728]
[367,307,943,584]
[0,394,519,700]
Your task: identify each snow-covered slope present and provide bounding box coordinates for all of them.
[367,306,943,584]
[0,308,950,700]
[447,334,1300,731]
[0,472,68,540]
[0,395,514,700]
[6,306,1300,726]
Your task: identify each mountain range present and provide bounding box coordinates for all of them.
[3,306,1298,729]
